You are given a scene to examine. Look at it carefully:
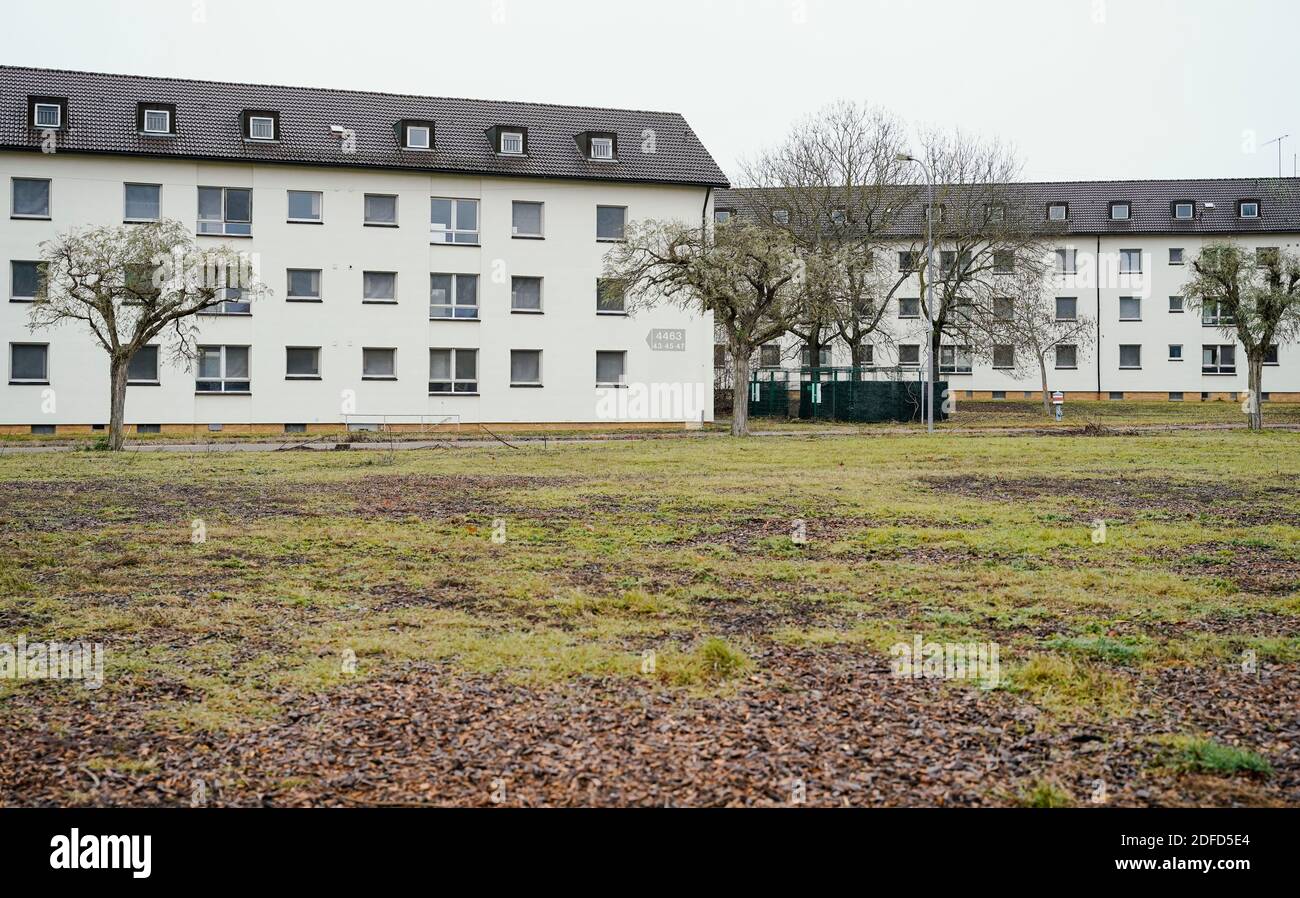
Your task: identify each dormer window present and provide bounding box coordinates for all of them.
[137,103,177,136]
[1239,199,1260,219]
[487,125,528,156]
[772,209,789,225]
[500,130,524,155]
[576,131,618,161]
[1172,200,1194,220]
[1047,202,1068,221]
[397,119,434,150]
[242,110,279,141]
[28,96,67,130]
[590,136,614,159]
[1109,201,1131,221]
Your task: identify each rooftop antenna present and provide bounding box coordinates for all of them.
[1261,134,1289,177]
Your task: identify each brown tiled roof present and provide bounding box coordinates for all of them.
[0,65,729,188]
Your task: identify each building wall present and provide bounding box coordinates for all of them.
[1,152,715,428]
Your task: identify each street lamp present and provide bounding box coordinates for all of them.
[896,152,935,433]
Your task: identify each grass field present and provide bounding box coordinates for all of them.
[1,427,1298,806]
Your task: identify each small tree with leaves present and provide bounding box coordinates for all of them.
[602,218,802,436]
[1183,242,1300,430]
[30,219,268,449]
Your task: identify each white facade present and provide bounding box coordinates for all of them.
[1,153,716,429]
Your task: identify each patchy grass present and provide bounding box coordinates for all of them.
[1157,736,1273,777]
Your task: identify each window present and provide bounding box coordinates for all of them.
[898,297,920,319]
[800,347,833,368]
[430,197,478,244]
[898,344,920,367]
[127,346,160,384]
[405,125,431,149]
[1119,296,1141,321]
[364,194,398,226]
[596,278,626,314]
[940,250,970,275]
[510,349,542,386]
[362,348,396,380]
[1119,248,1142,274]
[10,343,49,383]
[993,251,1014,274]
[1168,248,1184,265]
[899,251,920,272]
[1265,344,1280,365]
[197,187,251,235]
[1168,344,1183,361]
[991,345,1014,370]
[287,190,322,223]
[991,391,1006,400]
[363,271,397,303]
[511,276,543,312]
[1239,200,1260,219]
[860,345,875,367]
[1172,202,1194,220]
[285,423,307,433]
[597,205,627,241]
[124,183,161,221]
[939,346,972,375]
[512,201,543,238]
[1109,392,1124,401]
[1109,201,1131,221]
[33,102,61,128]
[1047,202,1068,221]
[12,178,50,218]
[1055,297,1077,321]
[286,269,321,302]
[10,261,45,302]
[925,204,944,223]
[286,347,321,379]
[714,209,732,224]
[1202,299,1234,326]
[985,203,1006,223]
[1202,344,1236,374]
[1168,295,1184,313]
[992,297,1014,320]
[596,351,626,386]
[205,287,251,315]
[429,273,478,319]
[589,136,614,160]
[499,130,525,154]
[759,344,782,368]
[246,114,276,141]
[429,348,478,393]
[142,108,171,134]
[1055,344,1077,369]
[1118,344,1142,369]
[772,209,790,225]
[196,345,250,392]
[1169,392,1184,401]
[1055,248,1077,274]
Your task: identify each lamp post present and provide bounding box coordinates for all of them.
[897,153,935,433]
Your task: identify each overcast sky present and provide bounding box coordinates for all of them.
[4,0,1296,183]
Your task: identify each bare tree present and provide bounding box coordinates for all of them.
[1183,241,1300,429]
[30,219,268,449]
[602,218,802,436]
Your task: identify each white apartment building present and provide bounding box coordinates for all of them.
[715,181,1300,403]
[0,67,727,433]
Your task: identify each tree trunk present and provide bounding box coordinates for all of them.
[1039,355,1051,417]
[730,346,752,437]
[1247,350,1265,431]
[108,355,129,451]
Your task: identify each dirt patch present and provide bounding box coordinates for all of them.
[314,474,583,522]
[1168,542,1300,595]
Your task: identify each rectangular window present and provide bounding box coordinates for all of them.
[800,347,833,368]
[939,345,972,375]
[899,251,920,272]
[1265,344,1280,365]
[286,346,321,379]
[1203,299,1235,326]
[596,350,626,386]
[1047,202,1068,221]
[993,251,1014,274]
[1055,248,1077,274]
[203,286,251,316]
[991,391,1006,400]
[1119,296,1141,320]
[127,345,160,383]
[500,131,524,154]
[287,190,322,223]
[197,186,251,236]
[33,103,61,128]
[1055,296,1077,321]
[12,178,50,218]
[589,136,614,160]
[861,345,875,367]
[1169,392,1184,401]
[286,268,321,301]
[714,209,732,224]
[429,273,478,319]
[10,261,45,301]
[596,278,626,314]
[772,209,790,225]
[142,108,170,134]
[898,344,920,367]
[363,271,397,303]
[1118,344,1142,369]
[1169,344,1183,361]
[1055,344,1077,369]
[10,343,49,382]
[248,115,275,140]
[511,276,542,312]
[364,194,398,226]
[510,349,542,386]
[406,125,431,149]
[1169,296,1184,313]
[898,297,920,319]
[1173,202,1194,220]
[1169,248,1184,265]
[511,201,543,237]
[1119,249,1142,274]
[759,344,782,368]
[429,348,478,393]
[430,197,479,244]
[939,250,970,274]
[597,205,627,241]
[1109,391,1124,401]
[992,297,1014,320]
[196,345,250,392]
[362,347,396,379]
[124,183,161,221]
[992,345,1014,369]
[1109,201,1131,221]
[1239,200,1260,219]
[1202,344,1236,374]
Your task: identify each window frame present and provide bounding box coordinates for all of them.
[589,136,615,160]
[992,345,1015,370]
[1055,247,1077,275]
[509,349,543,387]
[127,345,161,385]
[1054,296,1078,321]
[1168,247,1184,265]
[596,205,628,242]
[1168,295,1184,313]
[1264,344,1280,365]
[1109,201,1131,221]
[286,189,323,224]
[245,112,278,142]
[1047,202,1068,222]
[430,196,479,244]
[595,350,627,387]
[510,275,544,314]
[428,347,479,394]
[1118,344,1142,370]
[405,124,432,150]
[362,271,398,304]
[286,268,322,302]
[1168,343,1183,362]
[1238,199,1260,219]
[285,346,322,380]
[596,278,626,315]
[10,260,45,303]
[9,342,50,384]
[363,193,399,228]
[1118,248,1142,274]
[499,130,525,155]
[898,344,921,367]
[898,297,921,319]
[938,345,973,375]
[1202,343,1237,375]
[33,102,62,129]
[1171,201,1195,220]
[11,177,51,219]
[142,108,171,135]
[197,186,252,236]
[123,182,161,223]
[195,345,251,393]
[1118,295,1142,321]
[429,273,479,320]
[361,347,397,381]
[511,200,544,239]
[1054,344,1078,370]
